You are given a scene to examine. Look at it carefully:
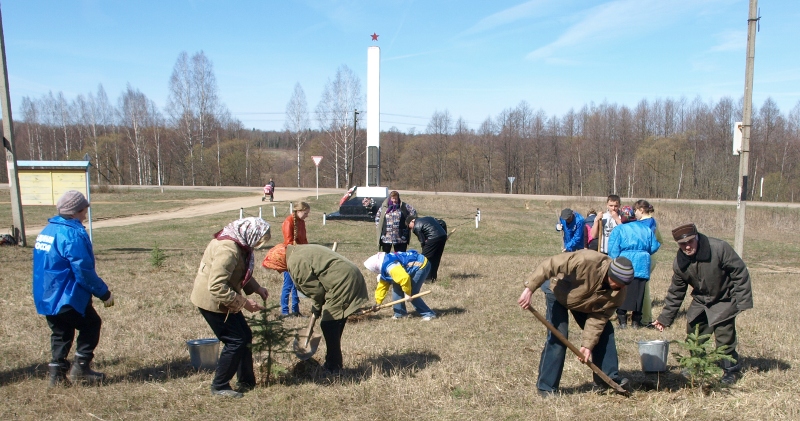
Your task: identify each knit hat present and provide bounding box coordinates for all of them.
[560,208,573,221]
[405,215,417,228]
[363,252,385,274]
[608,257,634,285]
[56,190,90,215]
[672,223,697,244]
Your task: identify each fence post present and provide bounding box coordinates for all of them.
[323,213,327,226]
[258,207,262,218]
[239,208,243,219]
[272,206,276,218]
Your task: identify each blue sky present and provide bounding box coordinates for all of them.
[2,0,799,132]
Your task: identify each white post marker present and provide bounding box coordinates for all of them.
[312,156,323,199]
[508,176,515,194]
[273,206,276,218]
[239,208,243,219]
[258,207,262,218]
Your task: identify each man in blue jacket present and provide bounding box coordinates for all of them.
[33,190,114,387]
[557,208,585,252]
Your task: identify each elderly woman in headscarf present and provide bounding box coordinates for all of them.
[263,244,369,373]
[190,217,271,398]
[375,190,416,253]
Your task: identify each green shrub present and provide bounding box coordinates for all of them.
[149,242,166,267]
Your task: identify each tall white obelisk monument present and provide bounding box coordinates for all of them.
[366,44,380,186]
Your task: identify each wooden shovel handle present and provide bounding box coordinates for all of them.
[526,306,628,395]
[302,312,318,347]
[354,290,432,316]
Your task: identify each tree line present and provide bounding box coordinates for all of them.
[2,50,799,202]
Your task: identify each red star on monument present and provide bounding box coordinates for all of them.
[370,32,379,41]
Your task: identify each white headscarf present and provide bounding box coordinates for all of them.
[363,252,385,274]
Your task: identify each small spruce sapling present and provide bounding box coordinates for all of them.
[247,302,295,386]
[149,242,166,267]
[672,325,736,390]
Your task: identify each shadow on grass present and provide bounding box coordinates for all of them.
[286,350,441,386]
[0,362,44,386]
[450,272,480,280]
[742,356,791,373]
[0,357,201,386]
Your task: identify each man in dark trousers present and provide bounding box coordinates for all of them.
[653,223,753,385]
[518,250,633,396]
[406,215,447,282]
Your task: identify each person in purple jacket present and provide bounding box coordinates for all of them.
[32,190,114,387]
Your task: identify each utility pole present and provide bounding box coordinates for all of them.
[0,6,26,246]
[734,0,759,258]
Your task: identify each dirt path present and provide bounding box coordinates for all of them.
[24,187,343,236]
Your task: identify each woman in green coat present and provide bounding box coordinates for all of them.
[263,244,370,372]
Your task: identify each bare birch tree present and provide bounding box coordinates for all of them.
[285,83,310,187]
[315,65,362,188]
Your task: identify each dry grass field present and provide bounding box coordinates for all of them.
[1,189,800,420]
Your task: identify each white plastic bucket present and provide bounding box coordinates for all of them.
[637,340,669,372]
[187,338,220,370]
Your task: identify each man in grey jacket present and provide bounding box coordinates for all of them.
[653,223,753,384]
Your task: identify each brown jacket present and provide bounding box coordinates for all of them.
[190,239,262,313]
[524,250,626,350]
[287,244,370,321]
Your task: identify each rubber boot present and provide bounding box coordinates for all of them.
[48,362,70,388]
[631,312,642,329]
[721,361,741,385]
[69,358,105,385]
[617,312,628,329]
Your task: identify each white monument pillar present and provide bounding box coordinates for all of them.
[366,45,380,186]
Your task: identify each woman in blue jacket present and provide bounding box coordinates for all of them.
[607,205,660,329]
[32,190,114,387]
[363,251,436,320]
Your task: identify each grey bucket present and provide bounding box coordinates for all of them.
[187,338,220,370]
[637,340,669,372]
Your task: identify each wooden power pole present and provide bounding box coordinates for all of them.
[734,0,759,258]
[0,6,26,246]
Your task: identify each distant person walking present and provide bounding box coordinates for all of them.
[406,215,448,282]
[375,190,416,253]
[33,190,114,387]
[653,223,753,385]
[607,205,660,329]
[280,201,310,317]
[190,217,271,398]
[556,208,585,252]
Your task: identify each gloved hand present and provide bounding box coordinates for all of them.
[103,293,115,308]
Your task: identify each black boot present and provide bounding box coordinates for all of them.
[48,362,70,388]
[617,313,628,329]
[69,358,105,385]
[721,362,741,385]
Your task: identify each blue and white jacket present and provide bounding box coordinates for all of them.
[607,222,660,280]
[32,216,110,316]
[374,251,428,303]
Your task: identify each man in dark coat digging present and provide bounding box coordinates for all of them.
[653,223,753,385]
[517,250,633,396]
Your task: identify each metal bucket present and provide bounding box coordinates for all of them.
[637,340,669,372]
[186,338,220,370]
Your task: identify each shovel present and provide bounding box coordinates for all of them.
[526,306,630,396]
[293,312,321,360]
[352,290,432,316]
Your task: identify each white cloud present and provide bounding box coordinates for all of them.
[462,0,551,35]
[525,0,728,62]
[708,30,746,53]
